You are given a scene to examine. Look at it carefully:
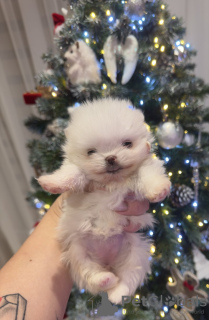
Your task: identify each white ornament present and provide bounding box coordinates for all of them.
[193,246,209,280]
[61,8,68,16]
[64,40,101,85]
[156,121,184,149]
[103,35,138,85]
[183,133,195,146]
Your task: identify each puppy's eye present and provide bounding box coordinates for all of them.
[87,149,97,156]
[122,141,133,148]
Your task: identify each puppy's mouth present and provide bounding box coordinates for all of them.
[106,167,122,174]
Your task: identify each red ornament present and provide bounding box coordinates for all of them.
[52,13,65,34]
[183,280,194,291]
[23,92,42,104]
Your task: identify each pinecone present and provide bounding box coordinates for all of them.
[170,184,194,207]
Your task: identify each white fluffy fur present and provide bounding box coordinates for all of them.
[38,98,171,304]
[64,40,101,85]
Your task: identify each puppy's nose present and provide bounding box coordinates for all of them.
[106,156,117,165]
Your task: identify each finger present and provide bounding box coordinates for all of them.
[116,200,149,216]
[123,220,141,233]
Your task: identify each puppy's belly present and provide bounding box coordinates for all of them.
[82,233,125,266]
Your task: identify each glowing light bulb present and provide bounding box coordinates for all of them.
[51,92,57,97]
[174,304,178,309]
[165,157,170,162]
[185,160,190,164]
[84,31,89,37]
[155,44,159,48]
[159,19,164,25]
[149,230,154,236]
[181,102,186,108]
[168,172,173,177]
[206,284,209,288]
[154,37,159,43]
[187,215,192,220]
[180,40,185,45]
[135,294,140,299]
[184,130,188,134]
[178,170,182,174]
[160,311,165,318]
[146,76,151,83]
[177,251,181,256]
[198,222,204,227]
[151,59,157,66]
[164,210,169,215]
[163,306,168,313]
[176,40,181,46]
[142,17,145,21]
[186,43,190,48]
[169,224,174,228]
[161,4,165,10]
[178,45,184,53]
[102,83,107,90]
[163,104,168,110]
[101,49,104,54]
[44,204,50,210]
[160,45,165,52]
[150,245,156,254]
[193,201,198,208]
[109,16,114,22]
[153,210,156,213]
[122,309,127,315]
[90,12,96,19]
[85,38,90,44]
[172,16,176,20]
[174,258,179,264]
[140,100,144,105]
[178,238,182,243]
[106,10,111,16]
[138,20,142,25]
[168,277,173,283]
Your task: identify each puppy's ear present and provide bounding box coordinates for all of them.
[146,142,151,153]
[38,163,87,194]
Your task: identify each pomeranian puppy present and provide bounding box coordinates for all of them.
[38,98,171,304]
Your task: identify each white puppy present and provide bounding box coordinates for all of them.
[38,98,171,304]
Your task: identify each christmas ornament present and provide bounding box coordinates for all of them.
[201,229,209,250]
[52,13,65,36]
[191,160,199,213]
[23,91,42,104]
[192,246,209,280]
[64,40,101,85]
[183,133,195,147]
[125,0,145,20]
[166,268,208,312]
[170,184,194,208]
[36,85,54,99]
[156,121,184,149]
[103,34,138,85]
[170,308,194,320]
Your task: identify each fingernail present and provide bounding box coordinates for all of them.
[115,201,128,211]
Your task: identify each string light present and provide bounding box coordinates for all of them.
[178,45,184,53]
[160,45,165,52]
[150,245,156,254]
[161,203,164,207]
[39,209,45,215]
[206,284,209,288]
[149,230,154,236]
[168,172,173,177]
[185,159,190,164]
[51,92,57,97]
[153,210,156,213]
[140,100,144,105]
[192,201,198,208]
[168,277,173,283]
[174,304,178,309]
[155,44,159,48]
[146,76,151,83]
[106,10,111,16]
[187,215,192,220]
[181,102,186,108]
[163,306,168,313]
[186,43,190,48]
[85,38,90,44]
[177,251,181,256]
[163,104,168,110]
[164,210,169,215]
[165,157,170,163]
[109,16,114,22]
[178,170,182,174]
[101,49,104,54]
[102,83,107,90]
[180,40,185,45]
[184,130,188,134]
[135,294,140,299]
[83,31,89,37]
[122,309,127,315]
[176,40,181,46]
[178,238,182,243]
[90,12,96,19]
[160,311,165,318]
[138,20,142,25]
[140,26,143,31]
[172,16,176,20]
[159,19,164,25]
[204,220,208,224]
[198,221,204,227]
[151,59,157,66]
[154,37,159,43]
[142,17,145,21]
[169,224,174,229]
[174,258,179,264]
[161,4,165,10]
[44,204,50,210]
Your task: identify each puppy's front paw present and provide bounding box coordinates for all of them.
[107,282,130,304]
[90,272,119,292]
[145,179,171,203]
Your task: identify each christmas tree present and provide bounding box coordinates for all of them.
[24,0,209,319]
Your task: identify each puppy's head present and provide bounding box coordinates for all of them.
[64,98,152,184]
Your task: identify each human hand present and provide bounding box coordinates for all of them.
[114,193,149,233]
[49,192,149,233]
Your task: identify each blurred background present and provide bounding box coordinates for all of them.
[0,0,209,267]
